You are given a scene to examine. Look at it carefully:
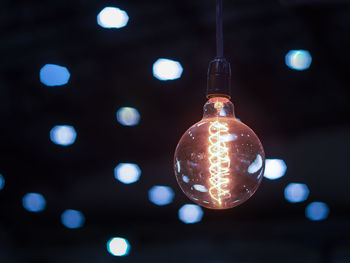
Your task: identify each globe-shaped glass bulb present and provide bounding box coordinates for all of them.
[174,97,265,209]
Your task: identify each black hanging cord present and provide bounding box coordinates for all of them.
[216,0,223,58]
[206,0,231,98]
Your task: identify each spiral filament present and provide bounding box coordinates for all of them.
[208,102,231,206]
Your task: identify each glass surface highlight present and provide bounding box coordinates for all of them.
[174,97,265,209]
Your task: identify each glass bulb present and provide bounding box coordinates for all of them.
[174,97,265,209]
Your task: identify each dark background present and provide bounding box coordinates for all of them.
[1,0,350,262]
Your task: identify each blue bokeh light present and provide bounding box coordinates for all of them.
[107,237,130,256]
[116,107,140,126]
[178,204,203,224]
[40,64,70,86]
[61,209,85,229]
[148,185,174,206]
[153,58,183,81]
[285,50,312,71]
[97,7,129,29]
[50,125,77,146]
[284,183,310,203]
[22,193,46,212]
[264,159,287,180]
[306,202,329,221]
[114,163,141,184]
[0,174,5,190]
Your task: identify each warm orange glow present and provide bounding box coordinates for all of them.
[208,102,231,206]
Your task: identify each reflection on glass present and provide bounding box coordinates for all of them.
[193,184,208,192]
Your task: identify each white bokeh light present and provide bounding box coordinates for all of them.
[306,202,329,221]
[285,50,312,71]
[61,209,85,229]
[22,193,46,212]
[284,183,310,203]
[148,185,175,206]
[0,174,5,190]
[178,204,203,224]
[114,163,141,184]
[116,107,140,126]
[97,7,129,29]
[153,58,183,81]
[107,237,130,256]
[264,159,287,180]
[40,64,70,86]
[50,125,77,146]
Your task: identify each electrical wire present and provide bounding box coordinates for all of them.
[216,0,223,58]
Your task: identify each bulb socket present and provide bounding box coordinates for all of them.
[206,57,231,99]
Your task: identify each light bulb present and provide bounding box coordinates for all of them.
[174,96,265,209]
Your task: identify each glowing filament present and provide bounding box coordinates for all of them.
[208,102,231,205]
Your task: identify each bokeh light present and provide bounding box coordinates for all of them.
[114,163,141,184]
[61,209,85,229]
[116,107,140,126]
[178,204,203,224]
[153,58,183,81]
[284,183,310,203]
[285,50,312,71]
[0,174,5,190]
[148,185,175,206]
[40,64,70,86]
[305,202,330,221]
[22,193,46,212]
[107,237,130,256]
[264,159,287,180]
[50,125,77,146]
[97,7,129,29]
